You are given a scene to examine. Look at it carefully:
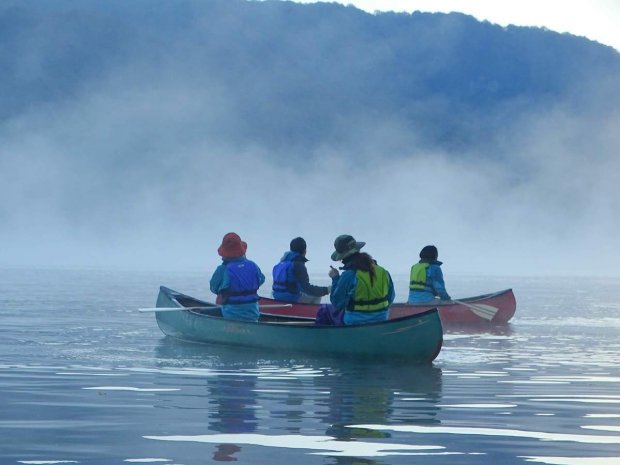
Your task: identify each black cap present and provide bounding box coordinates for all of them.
[419,245,438,261]
[290,237,307,254]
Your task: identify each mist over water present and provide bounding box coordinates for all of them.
[3,92,618,277]
[1,0,619,277]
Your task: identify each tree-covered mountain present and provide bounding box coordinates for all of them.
[2,0,618,157]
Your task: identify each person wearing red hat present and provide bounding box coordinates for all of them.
[210,232,265,322]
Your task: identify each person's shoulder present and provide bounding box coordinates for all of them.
[373,263,392,277]
[377,263,392,275]
[211,263,227,275]
[341,268,357,279]
[228,257,257,268]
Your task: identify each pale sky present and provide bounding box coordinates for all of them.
[292,0,620,51]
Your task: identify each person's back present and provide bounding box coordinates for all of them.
[328,235,395,325]
[408,245,450,304]
[345,260,392,325]
[272,250,302,301]
[210,232,265,322]
[272,237,329,304]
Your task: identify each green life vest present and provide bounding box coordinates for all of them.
[409,262,430,291]
[352,265,390,312]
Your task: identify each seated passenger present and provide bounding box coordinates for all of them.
[210,232,265,322]
[272,237,330,304]
[408,245,451,304]
[328,234,395,325]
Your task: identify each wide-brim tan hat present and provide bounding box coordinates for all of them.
[331,234,365,261]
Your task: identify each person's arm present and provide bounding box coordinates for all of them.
[256,264,266,288]
[430,266,450,300]
[330,270,356,310]
[293,262,329,296]
[386,270,396,305]
[209,264,228,295]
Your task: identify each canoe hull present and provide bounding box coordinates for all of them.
[258,288,516,325]
[154,286,443,363]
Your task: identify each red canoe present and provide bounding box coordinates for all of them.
[259,288,516,325]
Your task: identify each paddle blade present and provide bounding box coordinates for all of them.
[466,303,498,321]
[454,300,499,321]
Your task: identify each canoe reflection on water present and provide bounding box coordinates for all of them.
[317,363,442,442]
[153,339,443,461]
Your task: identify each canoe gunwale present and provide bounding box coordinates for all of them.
[257,287,516,324]
[258,287,514,308]
[161,285,440,328]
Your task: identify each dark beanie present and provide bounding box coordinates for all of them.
[419,245,438,261]
[290,237,307,253]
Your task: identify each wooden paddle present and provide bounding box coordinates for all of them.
[452,300,499,321]
[139,303,293,313]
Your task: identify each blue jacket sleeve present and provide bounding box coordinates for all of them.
[209,264,228,295]
[330,270,357,311]
[386,270,396,305]
[256,265,266,288]
[429,265,450,300]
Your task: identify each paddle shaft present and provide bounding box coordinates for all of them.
[139,303,293,313]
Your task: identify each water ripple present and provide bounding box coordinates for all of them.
[350,424,620,444]
[144,433,447,457]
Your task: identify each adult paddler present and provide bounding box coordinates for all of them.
[407,245,451,303]
[210,232,265,322]
[327,234,395,325]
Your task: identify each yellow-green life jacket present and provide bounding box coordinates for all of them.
[409,262,430,291]
[352,266,390,312]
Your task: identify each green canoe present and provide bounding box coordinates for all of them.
[152,286,443,363]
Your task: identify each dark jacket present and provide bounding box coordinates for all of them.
[272,251,329,301]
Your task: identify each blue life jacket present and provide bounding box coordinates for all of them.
[272,252,301,299]
[224,259,260,304]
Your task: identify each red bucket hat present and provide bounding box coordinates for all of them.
[217,232,248,258]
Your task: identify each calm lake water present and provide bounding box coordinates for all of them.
[1,268,620,465]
